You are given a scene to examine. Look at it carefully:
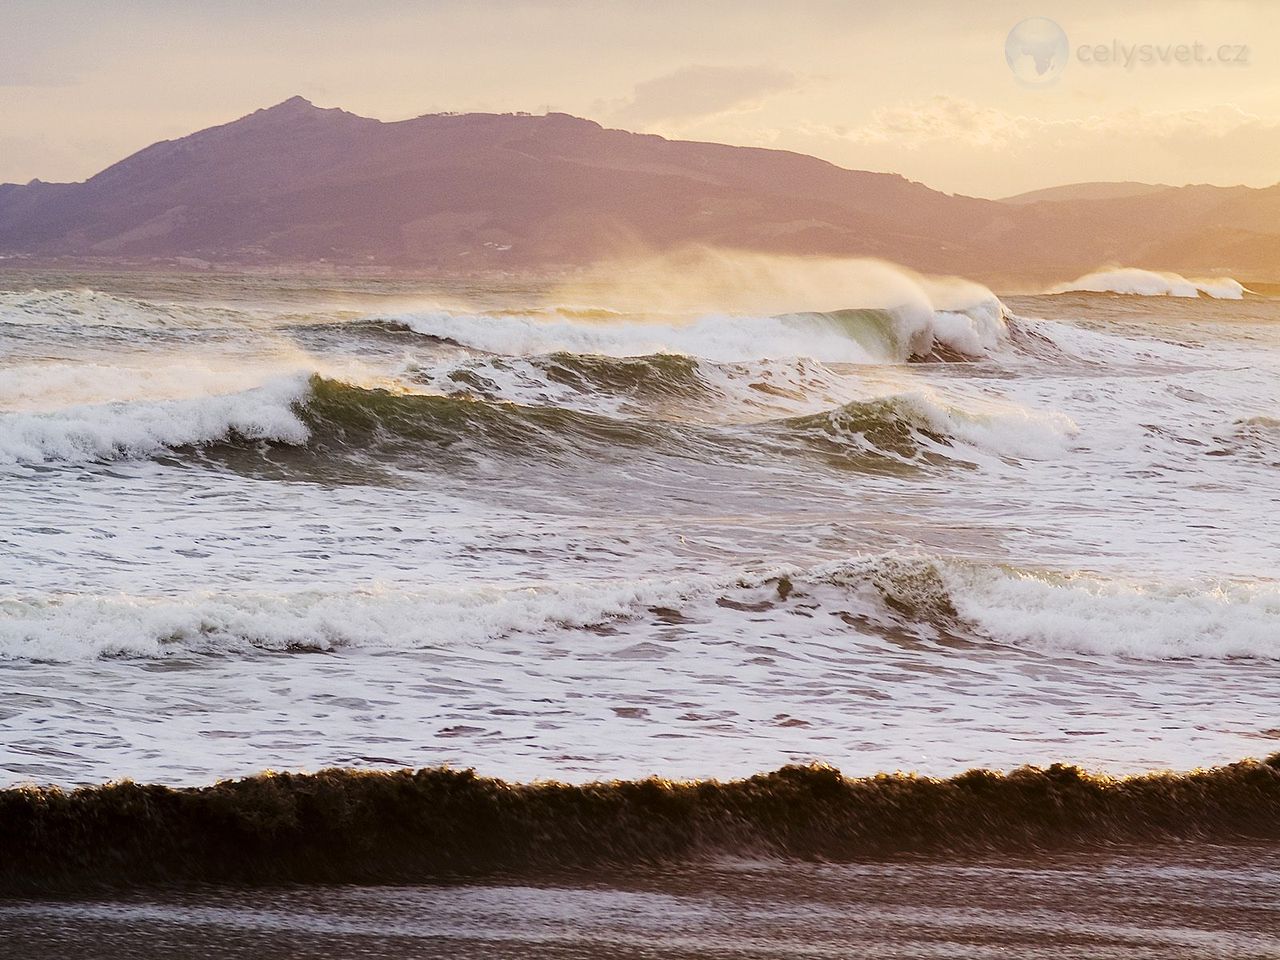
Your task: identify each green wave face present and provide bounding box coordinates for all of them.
[164,373,988,490]
[811,308,915,361]
[775,397,959,465]
[539,352,706,399]
[296,378,974,476]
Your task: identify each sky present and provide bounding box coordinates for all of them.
[1,0,1278,198]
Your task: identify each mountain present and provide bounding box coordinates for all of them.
[2,97,1279,284]
[1000,181,1173,205]
[0,97,995,274]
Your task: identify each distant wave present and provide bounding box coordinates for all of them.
[0,287,252,329]
[4,755,1279,893]
[1050,268,1248,300]
[4,553,1275,662]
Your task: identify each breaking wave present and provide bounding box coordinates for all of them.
[0,373,1072,470]
[1050,268,1248,300]
[808,557,1280,659]
[377,302,1009,364]
[780,394,1075,462]
[0,375,312,464]
[3,756,1279,893]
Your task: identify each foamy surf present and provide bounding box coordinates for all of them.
[5,555,1276,662]
[4,268,1280,801]
[797,557,1280,660]
[0,576,715,661]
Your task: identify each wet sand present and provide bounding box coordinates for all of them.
[3,846,1277,959]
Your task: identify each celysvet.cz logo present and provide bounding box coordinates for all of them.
[1005,18,1251,86]
[1005,18,1069,86]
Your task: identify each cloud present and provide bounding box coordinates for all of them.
[786,96,1280,196]
[610,64,798,126]
[835,97,1033,150]
[828,96,1280,154]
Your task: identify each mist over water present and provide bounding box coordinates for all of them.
[2,258,1279,792]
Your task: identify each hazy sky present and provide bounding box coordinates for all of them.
[2,0,1277,197]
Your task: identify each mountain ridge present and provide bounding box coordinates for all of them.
[999,181,1176,205]
[2,97,1279,284]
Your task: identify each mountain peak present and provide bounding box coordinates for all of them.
[261,95,318,114]
[231,95,367,130]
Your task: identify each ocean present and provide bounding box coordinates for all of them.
[1,265,1278,953]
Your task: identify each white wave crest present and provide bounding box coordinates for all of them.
[388,310,872,363]
[804,557,1280,660]
[887,391,1078,460]
[948,566,1280,659]
[0,374,312,465]
[1050,268,1247,299]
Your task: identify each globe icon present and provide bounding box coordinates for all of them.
[1005,17,1069,85]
